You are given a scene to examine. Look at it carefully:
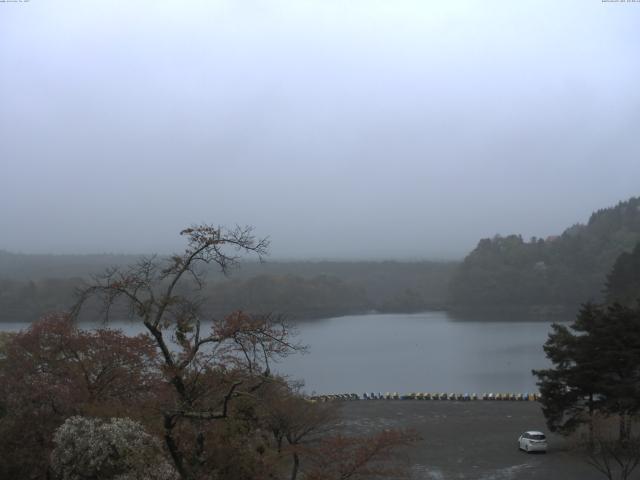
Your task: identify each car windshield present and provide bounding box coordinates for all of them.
[530,434,546,440]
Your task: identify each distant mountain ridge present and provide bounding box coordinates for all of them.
[449,196,640,314]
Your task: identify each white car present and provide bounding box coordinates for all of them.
[518,431,547,453]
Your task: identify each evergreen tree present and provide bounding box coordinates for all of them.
[606,241,640,307]
[533,303,604,436]
[533,302,640,440]
[451,196,640,311]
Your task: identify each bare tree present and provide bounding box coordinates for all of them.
[579,416,640,480]
[72,225,303,480]
[259,380,340,480]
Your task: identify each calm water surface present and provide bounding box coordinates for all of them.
[2,312,560,395]
[277,312,559,394]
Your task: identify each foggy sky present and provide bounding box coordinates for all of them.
[1,1,639,260]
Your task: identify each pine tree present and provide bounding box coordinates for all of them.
[533,302,640,440]
[606,242,640,307]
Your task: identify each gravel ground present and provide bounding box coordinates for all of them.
[337,400,604,480]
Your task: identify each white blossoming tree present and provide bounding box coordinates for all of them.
[50,416,178,480]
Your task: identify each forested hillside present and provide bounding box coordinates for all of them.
[450,196,640,314]
[605,241,640,307]
[0,256,456,322]
[5,197,639,322]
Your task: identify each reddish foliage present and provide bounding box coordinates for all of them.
[59,226,418,480]
[0,313,162,479]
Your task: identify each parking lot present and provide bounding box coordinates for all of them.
[338,400,604,480]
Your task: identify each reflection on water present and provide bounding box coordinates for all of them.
[1,312,563,395]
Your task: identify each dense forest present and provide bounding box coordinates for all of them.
[3,196,640,323]
[0,254,457,322]
[449,196,640,315]
[605,240,640,307]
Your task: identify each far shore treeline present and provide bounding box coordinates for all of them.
[2,195,639,323]
[0,257,457,322]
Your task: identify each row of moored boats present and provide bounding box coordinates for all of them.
[309,392,540,402]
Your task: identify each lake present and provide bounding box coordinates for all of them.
[1,311,561,395]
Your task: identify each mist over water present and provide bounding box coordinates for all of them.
[2,1,640,259]
[2,4,640,480]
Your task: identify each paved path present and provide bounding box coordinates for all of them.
[338,401,604,480]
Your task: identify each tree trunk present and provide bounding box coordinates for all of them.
[588,395,594,447]
[164,414,189,480]
[619,414,627,442]
[290,452,300,480]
